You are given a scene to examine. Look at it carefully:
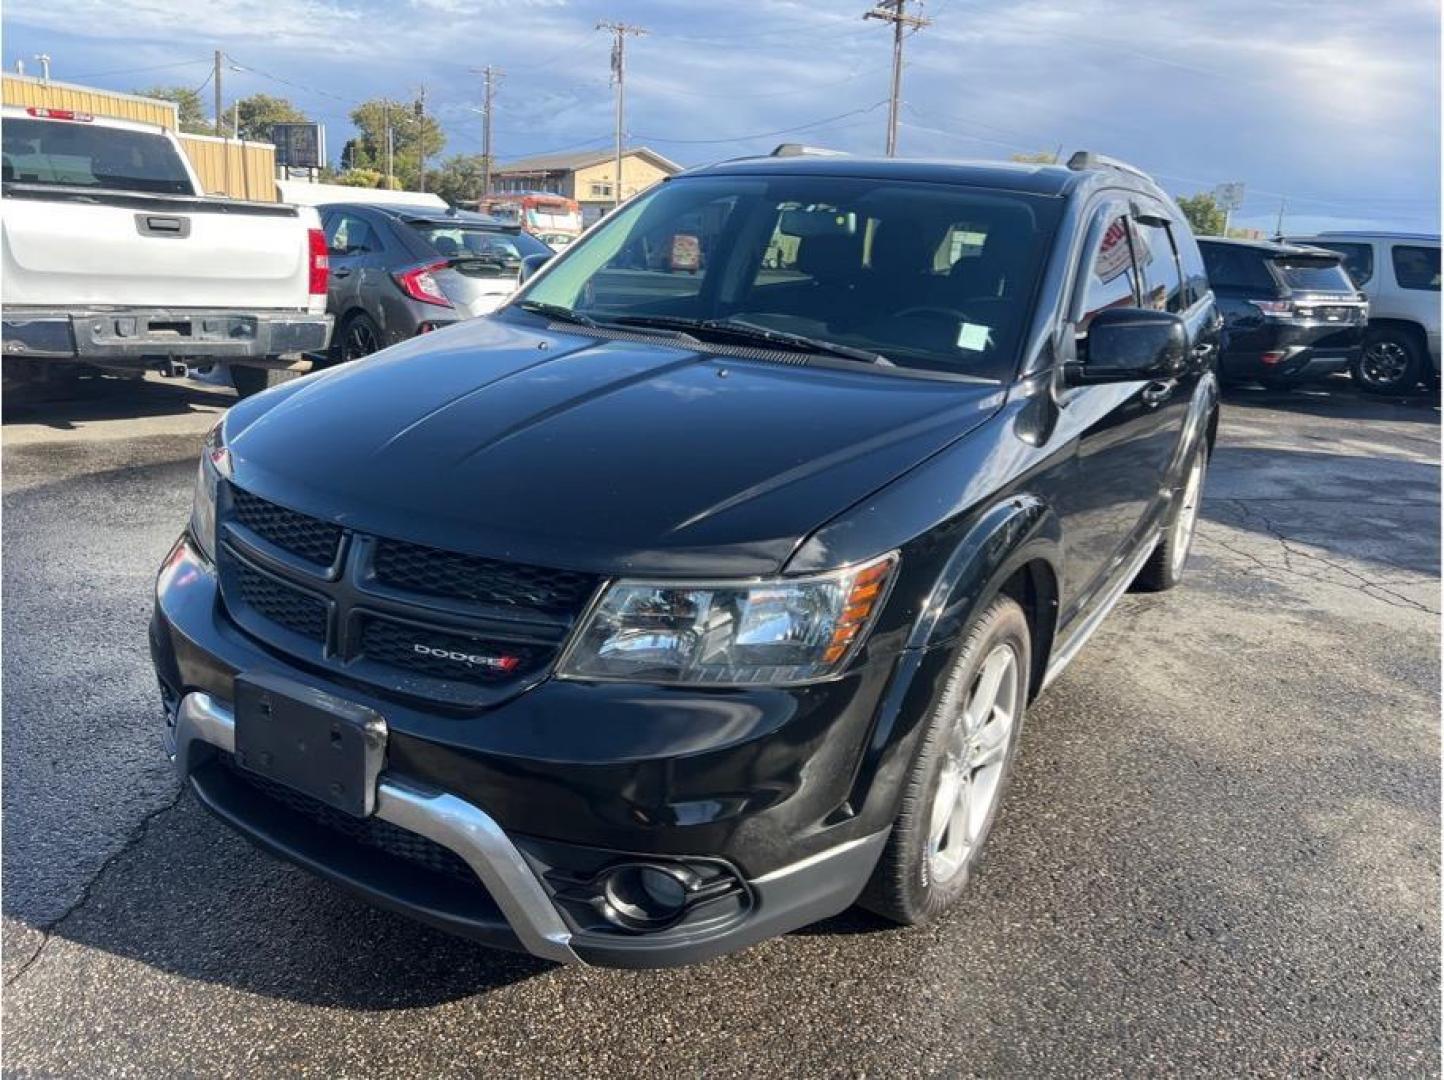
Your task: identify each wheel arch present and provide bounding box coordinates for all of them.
[1365,317,1429,351]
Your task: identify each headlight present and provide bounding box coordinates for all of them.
[189,418,230,563]
[557,553,897,686]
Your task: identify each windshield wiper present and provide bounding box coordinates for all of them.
[515,300,599,328]
[609,316,892,366]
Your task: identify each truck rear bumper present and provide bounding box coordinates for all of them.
[2,308,332,364]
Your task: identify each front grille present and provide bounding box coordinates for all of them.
[218,485,592,705]
[373,539,596,615]
[232,558,328,641]
[220,753,478,886]
[230,487,342,567]
[361,618,545,686]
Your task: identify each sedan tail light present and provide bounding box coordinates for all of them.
[307,228,329,296]
[393,261,454,308]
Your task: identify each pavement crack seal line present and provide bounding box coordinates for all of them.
[1213,498,1437,616]
[4,784,187,989]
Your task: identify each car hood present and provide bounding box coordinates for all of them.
[225,317,1003,576]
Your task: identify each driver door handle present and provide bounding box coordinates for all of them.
[332,267,352,279]
[1141,379,1175,406]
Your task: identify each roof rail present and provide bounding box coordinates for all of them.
[770,143,848,157]
[1066,150,1151,181]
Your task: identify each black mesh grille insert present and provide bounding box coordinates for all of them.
[230,487,342,567]
[232,557,328,642]
[361,618,545,685]
[220,754,478,886]
[372,539,595,615]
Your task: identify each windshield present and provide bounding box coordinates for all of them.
[410,223,549,272]
[2,117,193,195]
[512,174,1062,379]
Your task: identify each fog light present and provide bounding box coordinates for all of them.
[600,863,692,930]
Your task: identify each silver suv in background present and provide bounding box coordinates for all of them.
[1286,231,1440,393]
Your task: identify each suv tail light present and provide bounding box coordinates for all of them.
[393,261,454,308]
[307,229,329,295]
[1248,299,1294,318]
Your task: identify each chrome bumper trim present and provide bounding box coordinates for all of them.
[171,692,579,965]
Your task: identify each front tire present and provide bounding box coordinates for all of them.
[1353,328,1422,394]
[1133,446,1207,592]
[859,595,1030,925]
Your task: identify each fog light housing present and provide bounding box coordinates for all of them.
[600,864,694,931]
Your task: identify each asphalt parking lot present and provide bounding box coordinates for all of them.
[3,373,1439,1076]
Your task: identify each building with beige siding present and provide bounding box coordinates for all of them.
[491,146,682,223]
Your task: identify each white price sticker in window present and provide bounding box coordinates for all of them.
[956,322,991,351]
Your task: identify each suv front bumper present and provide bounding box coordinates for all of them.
[3,307,332,364]
[151,536,906,968]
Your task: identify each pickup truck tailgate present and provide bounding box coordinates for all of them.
[3,188,313,310]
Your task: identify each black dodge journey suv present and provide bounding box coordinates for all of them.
[152,148,1220,968]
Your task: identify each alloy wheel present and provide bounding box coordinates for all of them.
[927,643,1021,884]
[1360,341,1410,388]
[1170,454,1207,578]
[343,319,380,361]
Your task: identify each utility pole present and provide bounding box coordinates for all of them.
[213,50,223,138]
[33,54,51,84]
[415,86,427,193]
[864,0,929,157]
[598,21,646,209]
[382,102,393,190]
[469,65,502,200]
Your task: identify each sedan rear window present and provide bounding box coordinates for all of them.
[1273,258,1355,294]
[409,223,549,270]
[1,117,192,195]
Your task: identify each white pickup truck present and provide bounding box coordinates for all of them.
[2,106,332,396]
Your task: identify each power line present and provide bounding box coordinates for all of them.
[864,0,930,156]
[635,100,888,145]
[73,57,210,81]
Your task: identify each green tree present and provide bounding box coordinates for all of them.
[1175,192,1227,237]
[431,154,489,206]
[334,168,386,188]
[135,84,211,134]
[233,93,308,143]
[344,97,446,190]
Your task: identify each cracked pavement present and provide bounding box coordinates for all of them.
[3,374,1438,1076]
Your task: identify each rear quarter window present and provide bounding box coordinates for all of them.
[1391,245,1441,291]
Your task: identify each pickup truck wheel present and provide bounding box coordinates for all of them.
[230,365,301,398]
[859,595,1030,925]
[1133,447,1207,592]
[1353,328,1422,394]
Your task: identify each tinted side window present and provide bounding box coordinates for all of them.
[1174,228,1210,306]
[1133,220,1185,313]
[1079,214,1139,330]
[326,213,375,255]
[1392,245,1441,291]
[1308,242,1373,287]
[1200,244,1277,293]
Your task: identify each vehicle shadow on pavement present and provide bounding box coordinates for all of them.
[14,794,551,1008]
[1200,447,1440,579]
[1219,379,1440,424]
[2,376,235,430]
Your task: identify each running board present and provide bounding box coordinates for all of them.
[1041,530,1161,691]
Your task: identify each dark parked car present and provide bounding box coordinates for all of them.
[153,149,1220,968]
[1198,237,1366,388]
[317,203,552,363]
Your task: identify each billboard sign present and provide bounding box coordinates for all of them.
[272,123,324,169]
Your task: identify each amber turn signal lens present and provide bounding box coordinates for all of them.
[822,557,896,664]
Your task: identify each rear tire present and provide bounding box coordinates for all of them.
[230,364,302,398]
[333,311,383,365]
[859,595,1030,925]
[1133,446,1208,592]
[1353,328,1422,394]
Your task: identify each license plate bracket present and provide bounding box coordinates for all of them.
[233,673,387,818]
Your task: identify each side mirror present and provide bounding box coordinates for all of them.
[517,252,551,284]
[1068,307,1187,385]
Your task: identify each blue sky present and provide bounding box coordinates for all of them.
[4,0,1439,234]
